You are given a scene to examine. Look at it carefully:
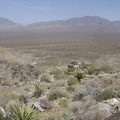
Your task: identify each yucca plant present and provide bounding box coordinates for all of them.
[9,104,39,120]
[0,113,6,120]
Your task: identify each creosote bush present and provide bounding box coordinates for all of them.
[48,89,68,101]
[96,88,114,101]
[67,76,77,86]
[87,66,100,75]
[33,83,44,98]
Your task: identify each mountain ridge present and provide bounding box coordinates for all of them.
[1,16,120,33]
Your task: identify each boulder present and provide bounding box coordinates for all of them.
[80,103,112,120]
[32,102,44,112]
[71,98,120,120]
[39,97,52,109]
[104,111,120,120]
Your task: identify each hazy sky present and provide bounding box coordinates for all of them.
[0,0,120,24]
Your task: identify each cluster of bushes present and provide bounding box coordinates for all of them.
[66,61,112,76]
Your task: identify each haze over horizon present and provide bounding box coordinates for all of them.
[0,0,120,25]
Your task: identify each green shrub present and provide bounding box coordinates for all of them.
[33,83,44,98]
[67,76,77,86]
[9,104,39,120]
[96,88,113,101]
[75,71,84,82]
[48,90,68,101]
[87,66,100,75]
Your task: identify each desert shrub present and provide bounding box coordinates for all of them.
[73,93,83,101]
[48,89,68,101]
[33,83,44,98]
[8,104,39,120]
[96,88,113,101]
[73,86,87,101]
[87,66,100,75]
[67,76,77,86]
[50,68,64,80]
[18,95,28,105]
[66,86,75,92]
[58,98,68,107]
[41,73,51,82]
[74,71,84,82]
[100,65,112,73]
[68,101,83,114]
[102,79,113,86]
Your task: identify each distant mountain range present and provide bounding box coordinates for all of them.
[1,16,120,33]
[0,18,22,31]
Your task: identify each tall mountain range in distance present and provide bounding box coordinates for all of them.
[1,16,120,34]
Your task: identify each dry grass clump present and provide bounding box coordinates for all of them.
[41,73,52,83]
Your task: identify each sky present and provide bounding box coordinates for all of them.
[0,0,120,24]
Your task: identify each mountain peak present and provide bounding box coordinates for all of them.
[0,17,23,30]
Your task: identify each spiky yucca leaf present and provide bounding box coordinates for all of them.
[9,104,39,120]
[0,113,6,120]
